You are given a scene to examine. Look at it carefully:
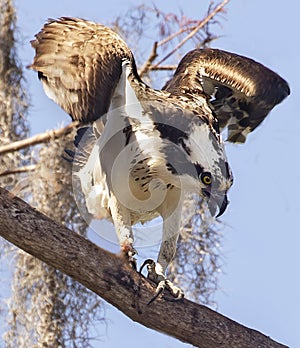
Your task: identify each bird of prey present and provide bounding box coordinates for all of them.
[29,17,290,301]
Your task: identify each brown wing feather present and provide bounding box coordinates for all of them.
[163,48,290,143]
[29,17,134,123]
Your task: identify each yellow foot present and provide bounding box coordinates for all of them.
[140,259,184,304]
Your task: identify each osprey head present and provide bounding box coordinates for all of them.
[147,100,233,218]
[178,118,233,217]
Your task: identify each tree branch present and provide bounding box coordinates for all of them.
[0,122,78,156]
[0,186,288,348]
[149,65,177,71]
[153,0,229,67]
[157,24,200,48]
[138,41,158,78]
[0,164,36,177]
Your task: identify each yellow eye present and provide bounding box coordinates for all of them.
[201,172,212,185]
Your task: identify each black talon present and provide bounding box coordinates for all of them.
[163,295,184,302]
[139,258,155,274]
[140,259,184,304]
[147,286,164,305]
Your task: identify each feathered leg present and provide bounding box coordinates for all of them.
[141,188,184,303]
[108,193,136,267]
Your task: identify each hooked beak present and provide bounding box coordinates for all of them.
[215,194,229,217]
[203,190,229,217]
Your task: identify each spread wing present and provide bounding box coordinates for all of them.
[163,48,290,143]
[29,17,137,124]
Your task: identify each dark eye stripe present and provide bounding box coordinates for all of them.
[195,163,204,177]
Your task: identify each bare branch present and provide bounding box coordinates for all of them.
[0,164,36,177]
[148,65,177,72]
[157,24,200,48]
[138,41,158,78]
[0,187,288,348]
[153,0,229,67]
[0,122,78,156]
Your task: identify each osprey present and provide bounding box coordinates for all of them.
[30,17,290,301]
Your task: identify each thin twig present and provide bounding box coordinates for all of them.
[148,65,177,71]
[138,41,158,78]
[0,122,78,156]
[153,0,229,67]
[157,24,200,48]
[0,164,36,177]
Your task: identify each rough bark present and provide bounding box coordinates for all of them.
[0,187,288,348]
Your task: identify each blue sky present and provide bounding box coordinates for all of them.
[8,0,299,347]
